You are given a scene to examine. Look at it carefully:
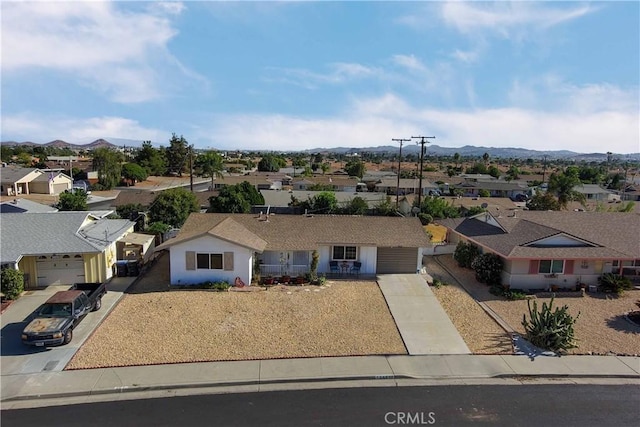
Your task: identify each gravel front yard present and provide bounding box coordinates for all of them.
[437,255,640,356]
[66,281,407,369]
[425,259,512,354]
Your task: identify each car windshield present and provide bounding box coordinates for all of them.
[37,303,72,317]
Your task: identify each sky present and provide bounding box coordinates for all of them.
[1,1,639,154]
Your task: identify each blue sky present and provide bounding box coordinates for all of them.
[2,1,638,153]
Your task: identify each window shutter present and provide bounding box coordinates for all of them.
[565,260,574,275]
[223,252,234,271]
[528,260,539,274]
[185,251,195,270]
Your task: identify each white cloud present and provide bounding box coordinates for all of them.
[1,1,202,103]
[196,91,638,154]
[1,114,166,144]
[264,62,379,89]
[439,1,595,38]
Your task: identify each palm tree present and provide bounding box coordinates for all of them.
[453,152,461,171]
[195,151,225,190]
[547,168,585,209]
[482,152,490,167]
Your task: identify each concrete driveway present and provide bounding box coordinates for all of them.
[377,274,470,355]
[1,279,130,376]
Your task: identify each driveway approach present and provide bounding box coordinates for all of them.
[1,278,131,376]
[377,274,471,355]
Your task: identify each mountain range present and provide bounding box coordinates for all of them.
[2,139,638,161]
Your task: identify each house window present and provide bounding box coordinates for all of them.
[196,253,223,270]
[581,260,589,269]
[539,260,564,274]
[332,246,357,260]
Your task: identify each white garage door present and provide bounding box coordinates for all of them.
[52,183,69,194]
[36,255,85,286]
[376,247,419,274]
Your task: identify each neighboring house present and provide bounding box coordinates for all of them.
[0,167,44,196]
[437,211,640,290]
[0,212,135,288]
[257,190,388,214]
[291,176,359,191]
[374,178,439,196]
[573,184,616,202]
[113,189,218,211]
[0,198,58,213]
[156,213,431,286]
[0,166,72,195]
[458,180,530,198]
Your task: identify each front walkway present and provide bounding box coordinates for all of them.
[377,274,470,355]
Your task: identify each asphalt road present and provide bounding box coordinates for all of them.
[2,384,638,427]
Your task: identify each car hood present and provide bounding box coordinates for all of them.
[23,317,69,334]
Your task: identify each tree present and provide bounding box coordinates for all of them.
[465,162,488,175]
[505,165,520,181]
[453,152,461,170]
[343,196,368,215]
[57,189,88,211]
[471,253,504,285]
[258,154,283,172]
[116,203,145,231]
[526,190,561,211]
[92,148,123,190]
[195,151,225,190]
[121,163,148,186]
[345,159,365,179]
[482,152,490,166]
[417,196,460,219]
[372,196,396,216]
[320,163,331,175]
[488,165,501,179]
[1,268,24,300]
[309,191,338,214]
[134,141,167,176]
[548,168,585,209]
[148,187,199,228]
[208,181,264,213]
[166,133,189,176]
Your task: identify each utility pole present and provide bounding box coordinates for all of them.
[392,138,410,209]
[542,155,548,183]
[189,145,194,193]
[412,136,435,208]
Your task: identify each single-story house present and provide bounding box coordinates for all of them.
[573,184,616,202]
[458,180,531,198]
[0,212,135,288]
[257,190,389,214]
[0,166,72,195]
[437,211,640,290]
[156,213,431,286]
[374,178,439,196]
[291,176,359,192]
[0,198,58,213]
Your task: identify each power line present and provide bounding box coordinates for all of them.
[411,136,435,208]
[392,138,410,210]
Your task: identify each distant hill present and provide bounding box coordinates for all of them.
[1,138,138,151]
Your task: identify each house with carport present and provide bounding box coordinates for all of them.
[437,211,640,290]
[156,213,431,286]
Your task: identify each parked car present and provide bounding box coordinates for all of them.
[511,194,529,202]
[21,282,106,347]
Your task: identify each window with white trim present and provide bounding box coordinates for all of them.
[332,246,357,260]
[539,260,564,274]
[196,253,223,270]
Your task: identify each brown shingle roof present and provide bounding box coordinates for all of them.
[438,211,640,259]
[158,213,431,252]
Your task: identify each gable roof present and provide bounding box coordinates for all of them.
[0,167,42,184]
[0,212,135,264]
[157,213,431,252]
[438,211,640,259]
[32,171,72,182]
[259,190,387,208]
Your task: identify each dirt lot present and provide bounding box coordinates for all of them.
[66,280,407,369]
[437,255,640,356]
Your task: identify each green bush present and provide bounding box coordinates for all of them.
[521,297,580,353]
[471,253,504,286]
[417,213,433,225]
[453,241,481,268]
[503,289,528,300]
[478,189,490,198]
[598,274,633,295]
[1,268,24,300]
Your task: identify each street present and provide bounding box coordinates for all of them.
[2,384,638,427]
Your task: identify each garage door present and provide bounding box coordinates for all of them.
[52,183,69,194]
[376,247,418,274]
[36,255,85,286]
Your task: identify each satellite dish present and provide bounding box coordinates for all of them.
[411,207,420,214]
[481,203,488,209]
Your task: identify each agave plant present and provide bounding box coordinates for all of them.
[521,297,580,354]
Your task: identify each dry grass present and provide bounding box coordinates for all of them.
[66,281,407,369]
[437,255,640,356]
[425,224,447,243]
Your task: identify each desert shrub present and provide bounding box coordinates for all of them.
[503,289,528,300]
[598,274,633,295]
[522,297,580,354]
[418,213,433,225]
[1,268,24,300]
[453,241,481,268]
[471,253,504,286]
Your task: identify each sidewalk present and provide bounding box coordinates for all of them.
[1,354,638,408]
